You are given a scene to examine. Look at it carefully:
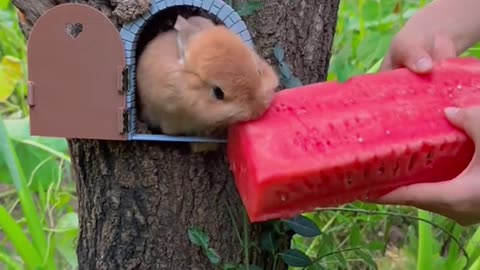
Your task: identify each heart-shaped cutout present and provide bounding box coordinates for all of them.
[65,23,83,39]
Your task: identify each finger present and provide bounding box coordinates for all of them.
[444,106,480,140]
[431,34,457,61]
[372,180,457,207]
[379,55,394,72]
[389,38,433,74]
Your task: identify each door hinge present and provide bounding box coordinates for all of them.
[27,81,35,107]
[117,65,128,94]
[117,107,129,135]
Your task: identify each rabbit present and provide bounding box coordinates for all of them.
[136,15,279,152]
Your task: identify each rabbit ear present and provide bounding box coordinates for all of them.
[174,15,202,63]
[173,15,192,32]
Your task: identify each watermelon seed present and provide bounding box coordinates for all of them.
[363,167,370,179]
[457,84,463,90]
[385,130,391,135]
[326,140,331,146]
[378,164,385,174]
[426,151,434,165]
[345,173,353,187]
[440,143,446,151]
[393,162,400,176]
[408,153,418,171]
[304,178,315,189]
[357,136,364,143]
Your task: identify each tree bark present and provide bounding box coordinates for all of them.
[13,0,339,269]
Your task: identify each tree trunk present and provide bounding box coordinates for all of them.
[13,0,339,269]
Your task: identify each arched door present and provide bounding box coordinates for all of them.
[27,3,128,140]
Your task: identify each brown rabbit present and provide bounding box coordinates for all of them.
[136,15,279,145]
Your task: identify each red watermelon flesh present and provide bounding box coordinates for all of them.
[227,57,480,223]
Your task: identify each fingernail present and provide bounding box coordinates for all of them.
[415,57,432,72]
[444,107,460,118]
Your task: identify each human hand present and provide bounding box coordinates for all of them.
[380,0,480,74]
[380,31,456,74]
[371,106,480,226]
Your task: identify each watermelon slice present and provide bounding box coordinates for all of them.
[227,57,480,223]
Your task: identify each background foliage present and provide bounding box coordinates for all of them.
[1,0,480,269]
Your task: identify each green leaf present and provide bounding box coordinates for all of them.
[0,55,22,102]
[284,77,303,88]
[355,249,378,269]
[54,212,79,268]
[238,264,263,270]
[278,62,292,79]
[0,117,70,190]
[188,228,209,248]
[466,226,480,262]
[273,44,285,62]
[305,264,326,270]
[284,215,321,237]
[0,0,10,10]
[367,241,385,251]
[260,230,277,254]
[206,248,221,265]
[417,210,434,270]
[0,205,43,270]
[0,115,55,269]
[349,224,361,246]
[333,251,347,268]
[4,117,69,156]
[236,1,263,17]
[222,263,237,270]
[279,249,312,267]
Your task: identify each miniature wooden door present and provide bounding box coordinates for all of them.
[27,3,128,141]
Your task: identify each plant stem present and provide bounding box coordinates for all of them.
[243,208,250,270]
[0,189,17,199]
[226,201,243,246]
[366,57,383,74]
[306,211,340,257]
[0,250,23,270]
[272,254,278,270]
[446,223,463,269]
[302,247,364,270]
[17,139,71,162]
[315,207,469,269]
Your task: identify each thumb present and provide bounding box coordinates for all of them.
[390,39,433,74]
[444,106,480,140]
[403,49,433,74]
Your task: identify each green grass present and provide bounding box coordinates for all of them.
[1,0,480,269]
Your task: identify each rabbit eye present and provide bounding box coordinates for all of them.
[212,86,224,100]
